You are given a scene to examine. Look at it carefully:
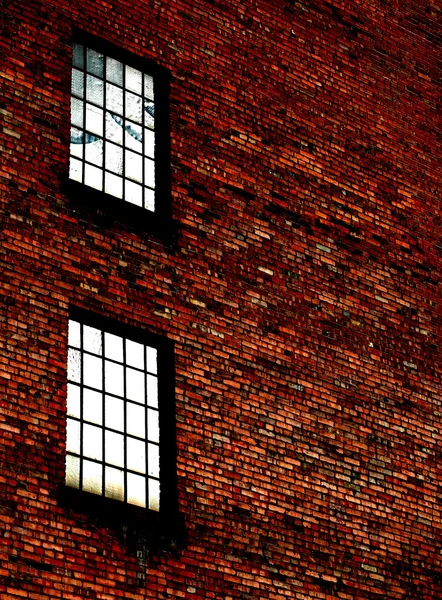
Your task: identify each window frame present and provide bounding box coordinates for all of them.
[63,30,173,238]
[60,308,179,538]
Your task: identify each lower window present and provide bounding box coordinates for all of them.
[65,311,173,513]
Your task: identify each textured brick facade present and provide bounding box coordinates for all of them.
[1,0,442,597]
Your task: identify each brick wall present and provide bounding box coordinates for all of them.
[1,0,442,597]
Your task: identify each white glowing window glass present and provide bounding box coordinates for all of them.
[66,318,161,511]
[69,43,156,212]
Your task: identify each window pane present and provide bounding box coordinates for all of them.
[125,180,142,206]
[66,418,80,455]
[126,65,142,94]
[83,423,103,461]
[105,466,124,501]
[105,173,123,199]
[104,332,123,362]
[105,360,124,396]
[83,353,103,390]
[83,388,102,425]
[144,157,155,188]
[70,129,84,159]
[127,437,146,474]
[86,48,104,77]
[125,91,142,123]
[148,478,160,512]
[83,325,102,355]
[106,83,123,115]
[84,163,103,191]
[105,112,123,145]
[127,473,146,508]
[148,443,159,478]
[82,459,103,495]
[71,97,84,129]
[125,149,142,183]
[68,320,81,348]
[105,395,124,432]
[71,69,84,98]
[105,142,123,175]
[147,408,159,443]
[85,104,104,137]
[72,44,84,69]
[106,56,123,86]
[68,348,81,383]
[69,157,83,183]
[85,138,103,168]
[143,75,154,101]
[105,430,125,468]
[146,374,158,407]
[144,187,155,212]
[67,383,81,418]
[126,339,144,369]
[127,402,145,438]
[86,75,104,106]
[66,454,80,489]
[144,128,155,159]
[126,367,144,403]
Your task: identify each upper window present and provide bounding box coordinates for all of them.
[65,311,175,514]
[68,34,170,221]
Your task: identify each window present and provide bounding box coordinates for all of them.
[65,312,175,514]
[68,33,170,222]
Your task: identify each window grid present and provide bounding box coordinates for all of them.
[70,44,156,211]
[66,319,160,511]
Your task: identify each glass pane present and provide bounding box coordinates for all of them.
[103,173,123,199]
[85,139,103,168]
[106,83,123,115]
[84,163,103,191]
[83,353,103,390]
[105,172,123,199]
[83,423,103,461]
[148,443,159,478]
[72,44,84,69]
[66,418,80,454]
[68,320,81,348]
[105,142,123,175]
[105,361,124,396]
[144,127,155,159]
[85,104,103,137]
[71,97,84,129]
[106,112,123,145]
[125,149,142,183]
[71,68,84,98]
[126,339,144,369]
[86,48,104,77]
[69,157,83,183]
[83,388,102,425]
[82,459,103,495]
[83,325,102,355]
[105,466,124,501]
[105,430,124,468]
[144,101,155,129]
[127,472,146,508]
[126,367,144,403]
[148,478,160,512]
[144,157,155,188]
[144,187,155,212]
[126,65,142,94]
[70,129,83,159]
[125,123,142,151]
[104,332,123,362]
[125,180,142,206]
[107,56,123,86]
[105,395,124,432]
[125,91,142,123]
[86,74,104,106]
[145,346,157,374]
[67,383,81,418]
[65,454,80,489]
[143,75,154,101]
[146,374,158,407]
[127,402,145,438]
[68,348,81,383]
[147,408,159,443]
[127,437,146,473]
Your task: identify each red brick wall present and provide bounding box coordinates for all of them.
[1,0,442,597]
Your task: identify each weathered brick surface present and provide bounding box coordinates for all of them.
[1,0,442,597]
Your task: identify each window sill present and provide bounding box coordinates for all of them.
[59,485,185,550]
[62,177,177,245]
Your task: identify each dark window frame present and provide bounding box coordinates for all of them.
[63,30,173,240]
[59,308,181,543]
